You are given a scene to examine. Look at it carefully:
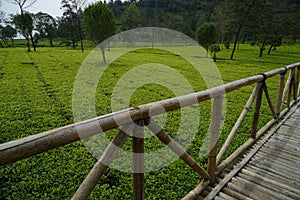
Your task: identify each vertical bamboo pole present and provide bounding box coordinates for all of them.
[251,82,264,139]
[208,96,223,185]
[295,67,300,100]
[276,72,286,117]
[286,69,295,108]
[133,120,144,200]
[72,127,130,200]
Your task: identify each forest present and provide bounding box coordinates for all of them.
[0,0,299,58]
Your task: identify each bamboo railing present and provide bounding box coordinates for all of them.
[0,63,299,200]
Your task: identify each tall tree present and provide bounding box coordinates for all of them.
[61,0,86,52]
[121,3,140,31]
[84,2,116,64]
[216,0,258,59]
[33,12,57,46]
[6,0,37,13]
[196,23,217,57]
[13,13,34,51]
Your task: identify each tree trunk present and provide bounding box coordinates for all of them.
[0,41,3,48]
[230,0,257,60]
[230,20,244,60]
[26,36,31,52]
[77,14,84,53]
[259,35,268,57]
[100,43,107,64]
[72,40,76,49]
[49,38,54,47]
[268,44,274,55]
[30,34,36,51]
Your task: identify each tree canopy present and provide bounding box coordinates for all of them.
[84,2,116,63]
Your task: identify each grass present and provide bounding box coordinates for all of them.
[0,43,299,199]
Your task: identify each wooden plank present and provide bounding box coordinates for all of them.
[226,182,264,200]
[246,161,300,183]
[249,158,300,178]
[218,192,237,200]
[240,168,300,194]
[232,177,292,200]
[222,188,253,200]
[259,146,300,162]
[238,172,300,199]
[255,150,300,166]
[244,165,300,190]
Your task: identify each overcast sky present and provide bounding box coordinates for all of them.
[1,0,100,18]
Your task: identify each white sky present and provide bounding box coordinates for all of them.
[1,0,100,18]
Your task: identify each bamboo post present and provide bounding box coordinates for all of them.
[282,69,294,108]
[133,120,145,200]
[262,82,276,118]
[286,69,295,107]
[251,82,264,139]
[146,119,210,180]
[72,126,130,200]
[217,83,260,164]
[276,72,286,118]
[295,66,300,98]
[208,96,223,185]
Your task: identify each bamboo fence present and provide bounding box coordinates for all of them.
[0,63,299,200]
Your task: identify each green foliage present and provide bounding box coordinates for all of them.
[33,12,57,47]
[196,23,217,56]
[84,2,116,45]
[121,3,141,31]
[13,12,34,51]
[0,45,300,199]
[209,44,221,62]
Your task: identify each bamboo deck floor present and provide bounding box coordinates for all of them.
[200,104,300,200]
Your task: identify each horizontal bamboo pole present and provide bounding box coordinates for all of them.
[0,63,299,166]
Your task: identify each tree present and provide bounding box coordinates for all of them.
[84,2,116,64]
[13,13,35,51]
[33,12,57,46]
[215,0,258,59]
[61,0,86,52]
[210,44,221,62]
[6,0,37,13]
[1,25,17,45]
[121,3,140,31]
[250,0,298,57]
[196,23,217,57]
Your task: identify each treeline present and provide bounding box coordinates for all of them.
[1,0,299,58]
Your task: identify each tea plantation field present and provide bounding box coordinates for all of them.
[0,44,299,199]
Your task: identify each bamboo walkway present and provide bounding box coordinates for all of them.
[200,103,300,200]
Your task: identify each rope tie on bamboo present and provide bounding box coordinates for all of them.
[282,67,288,75]
[259,73,267,82]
